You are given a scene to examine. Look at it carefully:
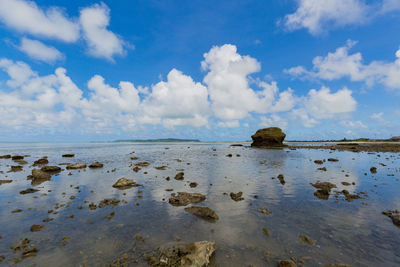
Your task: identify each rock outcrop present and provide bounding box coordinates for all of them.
[251,127,286,147]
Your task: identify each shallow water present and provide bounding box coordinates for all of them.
[0,142,399,266]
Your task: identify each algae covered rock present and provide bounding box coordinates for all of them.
[251,127,286,147]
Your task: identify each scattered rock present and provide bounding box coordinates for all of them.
[147,241,216,267]
[155,166,167,170]
[169,192,206,206]
[314,160,324,165]
[317,167,327,171]
[342,190,361,202]
[133,166,141,172]
[327,158,339,162]
[311,182,337,200]
[112,177,141,189]
[89,162,104,168]
[189,182,198,188]
[0,154,11,159]
[33,158,48,166]
[0,179,12,185]
[251,127,286,147]
[277,174,285,185]
[30,224,44,232]
[230,192,244,201]
[174,172,184,180]
[184,206,219,222]
[299,234,315,246]
[258,207,272,215]
[135,162,150,167]
[66,163,86,170]
[62,154,75,157]
[341,182,351,186]
[9,166,23,172]
[40,166,61,173]
[262,227,270,237]
[231,144,243,147]
[382,210,400,227]
[20,188,39,194]
[277,260,297,267]
[12,209,22,213]
[370,167,377,173]
[12,155,24,160]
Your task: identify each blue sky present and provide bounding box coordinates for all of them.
[0,0,399,142]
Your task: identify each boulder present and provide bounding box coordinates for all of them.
[40,166,61,173]
[147,241,216,267]
[184,206,219,222]
[169,192,206,206]
[251,127,286,147]
[112,177,141,189]
[66,163,86,170]
[89,162,104,168]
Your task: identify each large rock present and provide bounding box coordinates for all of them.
[169,192,206,206]
[251,127,286,147]
[112,177,141,189]
[147,241,216,267]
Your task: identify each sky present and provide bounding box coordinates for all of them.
[0,0,399,142]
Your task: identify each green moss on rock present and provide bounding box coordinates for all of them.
[251,127,286,147]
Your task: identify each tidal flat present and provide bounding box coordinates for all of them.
[0,142,399,266]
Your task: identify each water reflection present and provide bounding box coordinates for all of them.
[0,143,399,266]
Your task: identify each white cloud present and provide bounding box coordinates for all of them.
[259,114,288,129]
[283,0,400,35]
[79,3,126,61]
[140,69,210,128]
[370,112,391,127]
[286,41,400,90]
[217,120,239,128]
[304,86,356,119]
[0,0,79,42]
[19,37,63,63]
[202,44,295,121]
[291,108,319,128]
[340,120,368,129]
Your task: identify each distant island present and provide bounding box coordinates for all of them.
[113,138,201,143]
[286,136,400,142]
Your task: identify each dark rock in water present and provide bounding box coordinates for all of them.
[89,162,103,168]
[12,155,24,160]
[0,154,11,159]
[370,166,377,173]
[327,158,339,162]
[9,166,23,172]
[314,160,324,165]
[382,210,400,228]
[299,234,315,246]
[30,224,44,232]
[231,144,243,147]
[258,207,272,215]
[262,227,270,237]
[169,192,206,206]
[189,182,198,188]
[0,180,12,185]
[135,161,150,167]
[317,167,327,171]
[33,158,48,166]
[277,174,285,185]
[174,172,184,180]
[40,166,61,173]
[62,154,75,157]
[251,127,286,147]
[311,182,337,200]
[66,163,86,170]
[31,169,51,180]
[133,166,141,172]
[20,188,39,194]
[342,190,361,202]
[155,166,167,170]
[230,192,244,201]
[147,241,216,267]
[184,206,219,222]
[112,177,141,189]
[278,260,297,267]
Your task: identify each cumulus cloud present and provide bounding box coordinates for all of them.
[202,44,295,121]
[79,3,126,61]
[283,0,400,35]
[285,40,400,90]
[259,114,288,129]
[370,112,391,127]
[140,69,210,128]
[0,0,79,42]
[0,44,361,136]
[340,120,368,129]
[18,37,63,63]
